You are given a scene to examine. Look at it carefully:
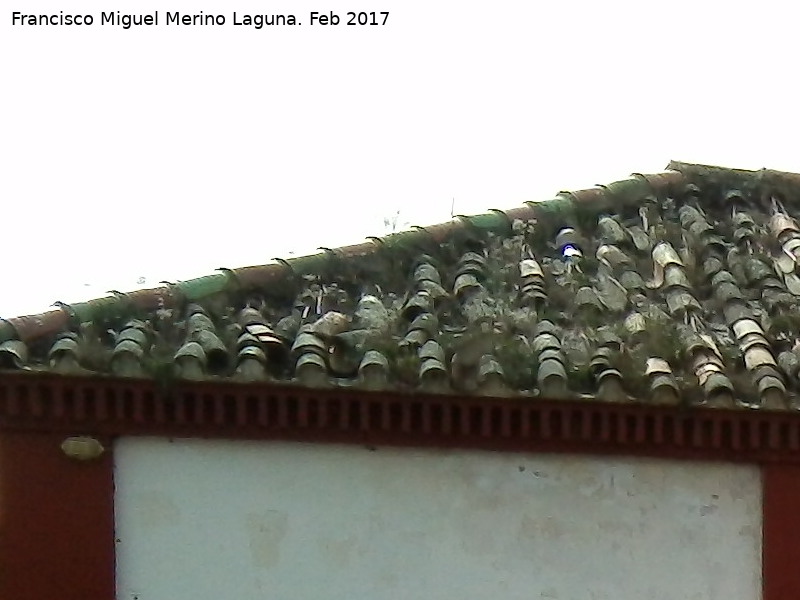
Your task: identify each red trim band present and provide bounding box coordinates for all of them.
[1,372,800,463]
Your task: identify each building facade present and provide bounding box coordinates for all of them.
[4,163,800,598]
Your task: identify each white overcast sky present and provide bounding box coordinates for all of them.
[2,0,798,318]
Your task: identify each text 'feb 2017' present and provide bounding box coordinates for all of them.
[10,11,390,29]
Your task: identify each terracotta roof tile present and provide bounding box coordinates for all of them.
[8,162,800,411]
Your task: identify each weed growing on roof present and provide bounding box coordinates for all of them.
[392,349,420,388]
[493,334,537,391]
[576,304,606,329]
[726,368,759,406]
[616,347,649,400]
[142,322,180,392]
[79,326,113,372]
[572,199,601,235]
[565,362,593,393]
[639,315,683,365]
[662,221,684,250]
[768,312,800,337]
[578,258,600,282]
[143,349,177,393]
[676,376,704,407]
[751,248,776,269]
[364,333,421,389]
[542,274,573,313]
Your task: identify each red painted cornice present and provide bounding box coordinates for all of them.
[2,372,800,464]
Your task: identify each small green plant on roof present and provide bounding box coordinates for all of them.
[80,326,113,373]
[640,316,683,365]
[493,334,537,390]
[616,348,649,400]
[568,267,594,291]
[143,337,177,393]
[365,335,419,388]
[483,259,512,297]
[566,363,593,393]
[572,197,601,234]
[769,312,800,336]
[718,342,741,366]
[575,306,606,330]
[660,221,684,249]
[392,349,421,388]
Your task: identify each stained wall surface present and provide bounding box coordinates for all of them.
[114,438,762,600]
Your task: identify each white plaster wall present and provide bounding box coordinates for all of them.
[114,438,762,600]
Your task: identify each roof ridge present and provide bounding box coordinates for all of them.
[3,161,799,346]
